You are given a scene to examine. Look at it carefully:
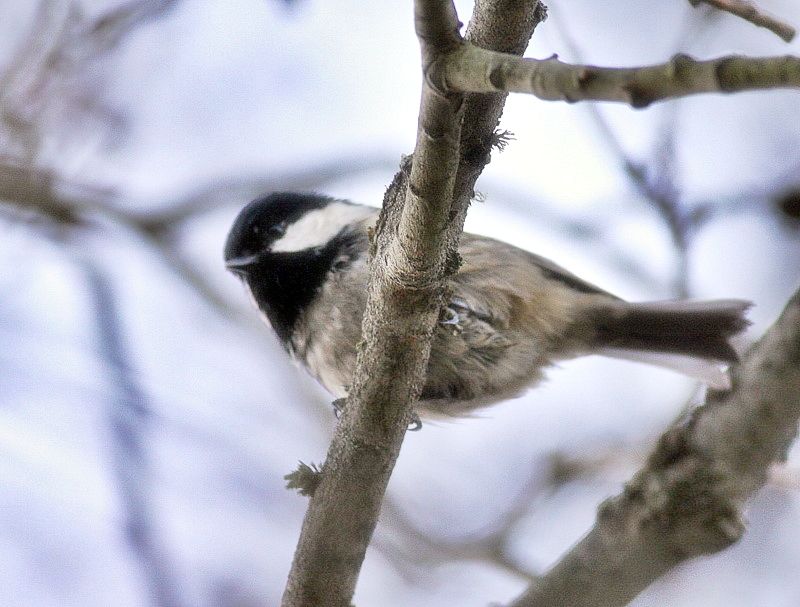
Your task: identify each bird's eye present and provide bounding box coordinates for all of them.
[268,222,287,237]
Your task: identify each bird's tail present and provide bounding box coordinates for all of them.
[590,299,752,388]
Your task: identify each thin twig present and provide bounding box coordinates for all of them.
[0,1,182,161]
[441,47,800,107]
[547,8,720,296]
[138,154,397,228]
[378,493,539,584]
[688,0,796,42]
[85,0,181,56]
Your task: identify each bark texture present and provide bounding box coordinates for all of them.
[442,47,800,108]
[509,286,800,607]
[281,2,545,606]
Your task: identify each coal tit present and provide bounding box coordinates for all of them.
[224,192,750,418]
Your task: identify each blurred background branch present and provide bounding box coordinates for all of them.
[688,0,796,41]
[81,259,185,607]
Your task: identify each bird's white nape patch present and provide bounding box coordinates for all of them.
[271,202,374,253]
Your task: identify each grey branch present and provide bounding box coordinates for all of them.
[81,261,185,607]
[441,46,800,107]
[378,468,547,584]
[280,1,466,604]
[140,154,397,227]
[0,156,393,324]
[279,1,545,606]
[688,0,796,42]
[508,286,800,607]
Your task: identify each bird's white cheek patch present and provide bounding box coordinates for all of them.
[271,202,375,253]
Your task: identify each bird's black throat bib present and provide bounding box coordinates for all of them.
[245,232,358,347]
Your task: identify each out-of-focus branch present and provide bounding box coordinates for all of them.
[624,118,691,296]
[85,0,181,55]
[442,48,800,107]
[138,153,397,229]
[280,1,545,605]
[377,447,644,589]
[482,184,666,293]
[379,493,539,584]
[0,159,244,321]
[81,261,184,607]
[0,156,393,323]
[508,286,800,607]
[0,160,118,225]
[0,0,181,161]
[547,6,729,297]
[688,0,796,42]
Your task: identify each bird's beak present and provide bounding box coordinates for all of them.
[225,253,261,274]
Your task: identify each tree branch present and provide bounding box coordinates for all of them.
[280,1,545,605]
[688,0,796,42]
[81,261,185,607]
[279,2,463,604]
[139,153,396,227]
[280,2,464,604]
[377,492,539,585]
[451,0,547,216]
[508,285,800,607]
[548,10,693,297]
[442,47,800,107]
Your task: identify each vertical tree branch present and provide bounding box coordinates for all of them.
[280,3,465,605]
[452,0,547,217]
[280,2,545,606]
[82,261,184,607]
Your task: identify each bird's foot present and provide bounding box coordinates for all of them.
[331,397,347,419]
[440,307,460,326]
[407,411,423,432]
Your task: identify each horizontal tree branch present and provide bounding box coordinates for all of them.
[688,0,796,42]
[139,154,398,228]
[509,285,800,607]
[0,161,253,323]
[440,45,800,107]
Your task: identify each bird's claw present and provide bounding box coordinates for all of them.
[440,297,471,328]
[440,306,460,326]
[407,412,423,432]
[331,397,346,419]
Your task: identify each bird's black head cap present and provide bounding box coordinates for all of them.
[224,192,333,266]
[224,192,360,347]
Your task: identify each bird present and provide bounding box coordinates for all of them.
[224,192,751,419]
